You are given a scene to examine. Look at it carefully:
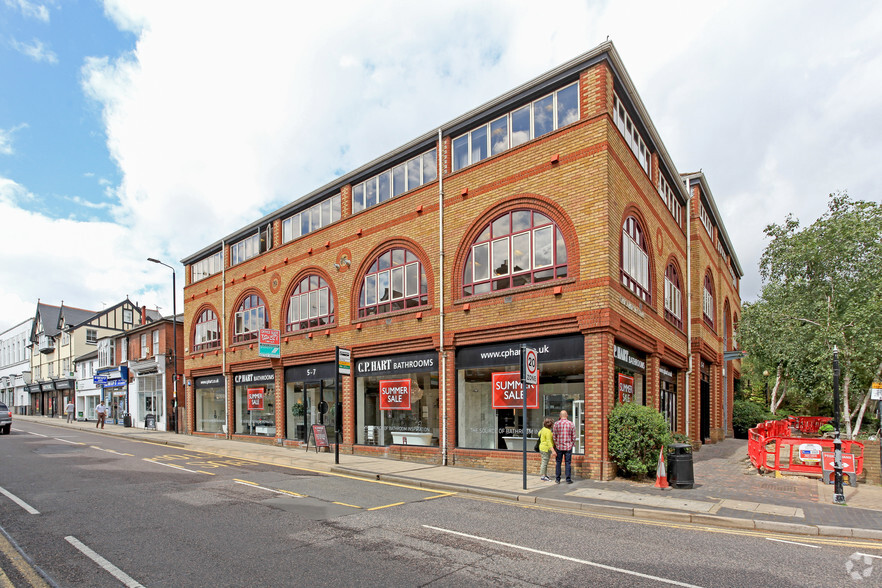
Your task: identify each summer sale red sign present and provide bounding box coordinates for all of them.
[618,374,635,403]
[491,372,539,409]
[380,379,411,410]
[247,387,264,411]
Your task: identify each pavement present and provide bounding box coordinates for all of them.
[11,415,882,541]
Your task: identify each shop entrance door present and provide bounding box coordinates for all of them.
[700,378,711,443]
[288,380,336,443]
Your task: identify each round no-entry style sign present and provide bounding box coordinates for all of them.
[524,346,538,386]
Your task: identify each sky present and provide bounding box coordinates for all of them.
[1,0,880,333]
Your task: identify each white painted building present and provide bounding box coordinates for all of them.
[0,319,33,413]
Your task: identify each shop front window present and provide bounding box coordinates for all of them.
[660,366,677,431]
[356,372,439,446]
[614,343,646,406]
[457,359,584,454]
[138,374,163,423]
[234,370,276,436]
[195,378,225,433]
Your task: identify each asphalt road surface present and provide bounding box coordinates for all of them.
[1,421,881,587]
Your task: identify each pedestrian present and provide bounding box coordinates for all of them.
[538,417,556,481]
[65,400,75,424]
[95,400,107,429]
[553,410,575,484]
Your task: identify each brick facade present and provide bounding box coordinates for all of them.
[181,42,742,479]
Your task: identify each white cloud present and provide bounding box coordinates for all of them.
[10,37,58,64]
[4,0,49,22]
[0,175,169,330]
[2,0,882,333]
[0,124,27,155]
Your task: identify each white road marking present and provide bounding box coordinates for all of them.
[65,536,144,588]
[0,486,39,515]
[26,432,47,437]
[234,479,304,497]
[855,552,882,559]
[54,438,85,445]
[765,538,821,548]
[143,459,214,475]
[424,525,704,588]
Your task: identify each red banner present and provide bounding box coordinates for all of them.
[247,387,264,411]
[491,372,539,409]
[618,374,634,403]
[380,379,411,410]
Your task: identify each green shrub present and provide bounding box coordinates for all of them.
[608,403,671,478]
[733,400,775,439]
[819,423,834,434]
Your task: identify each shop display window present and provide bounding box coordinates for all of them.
[356,372,439,446]
[456,359,584,454]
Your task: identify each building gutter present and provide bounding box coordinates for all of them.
[685,186,693,439]
[222,240,229,439]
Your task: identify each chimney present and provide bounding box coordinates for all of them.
[141,306,147,325]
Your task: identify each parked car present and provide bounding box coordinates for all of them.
[0,402,11,434]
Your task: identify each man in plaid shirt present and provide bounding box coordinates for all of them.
[552,410,575,484]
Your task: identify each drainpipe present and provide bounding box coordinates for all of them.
[437,128,447,466]
[222,240,229,439]
[685,186,693,439]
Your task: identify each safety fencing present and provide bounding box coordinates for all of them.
[748,418,863,478]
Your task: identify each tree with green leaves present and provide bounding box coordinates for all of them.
[739,193,882,438]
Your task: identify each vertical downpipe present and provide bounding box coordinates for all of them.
[222,240,229,439]
[438,128,447,466]
[685,190,693,439]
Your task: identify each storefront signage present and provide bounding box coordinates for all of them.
[258,329,281,358]
[103,379,126,388]
[614,344,646,371]
[285,363,335,382]
[491,372,539,409]
[234,370,275,385]
[355,351,437,377]
[379,379,411,410]
[247,387,265,410]
[457,335,583,369]
[195,375,225,388]
[618,374,635,403]
[659,366,674,383]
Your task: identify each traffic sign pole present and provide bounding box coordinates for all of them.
[520,345,537,491]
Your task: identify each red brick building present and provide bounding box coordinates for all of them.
[181,41,742,479]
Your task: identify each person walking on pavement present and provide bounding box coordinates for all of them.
[95,400,107,429]
[65,400,75,423]
[538,417,556,481]
[553,410,575,484]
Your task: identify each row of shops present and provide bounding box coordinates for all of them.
[190,334,701,457]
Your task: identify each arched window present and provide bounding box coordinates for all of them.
[194,309,219,351]
[358,247,427,318]
[462,209,567,296]
[286,275,334,332]
[703,273,715,327]
[664,263,682,329]
[621,216,650,302]
[233,294,267,343]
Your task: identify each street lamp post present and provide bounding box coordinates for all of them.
[832,345,845,504]
[148,257,178,434]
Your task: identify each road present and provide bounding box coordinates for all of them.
[0,421,880,587]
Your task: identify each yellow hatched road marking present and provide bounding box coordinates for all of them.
[0,530,49,587]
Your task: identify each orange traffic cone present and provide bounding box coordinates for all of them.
[655,446,669,489]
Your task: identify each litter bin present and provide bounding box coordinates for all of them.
[667,443,694,489]
[123,413,132,428]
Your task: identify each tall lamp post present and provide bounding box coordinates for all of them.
[148,257,178,434]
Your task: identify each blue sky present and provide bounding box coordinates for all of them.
[1,0,130,219]
[1,0,881,333]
